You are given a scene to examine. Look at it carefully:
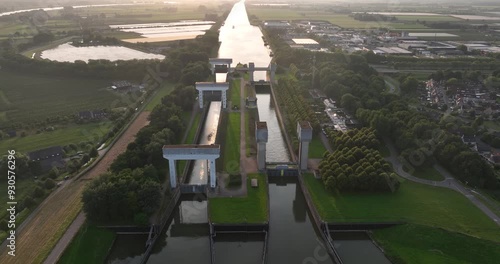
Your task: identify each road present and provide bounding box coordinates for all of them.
[384,140,500,226]
[0,112,151,264]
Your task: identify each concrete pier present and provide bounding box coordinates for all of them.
[297,121,312,170]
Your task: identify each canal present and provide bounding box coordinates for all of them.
[106,1,391,263]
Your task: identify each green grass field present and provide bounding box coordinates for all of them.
[248,8,429,29]
[309,135,327,159]
[209,173,268,223]
[58,222,116,264]
[0,71,121,126]
[373,224,500,264]
[222,112,241,173]
[144,82,175,111]
[413,167,445,181]
[303,173,500,242]
[230,79,241,107]
[245,108,258,157]
[0,122,112,154]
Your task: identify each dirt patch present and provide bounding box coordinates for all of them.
[0,112,151,264]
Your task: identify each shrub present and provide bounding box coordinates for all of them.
[44,178,56,189]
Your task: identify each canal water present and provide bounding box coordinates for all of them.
[267,177,333,264]
[332,232,392,264]
[218,0,290,163]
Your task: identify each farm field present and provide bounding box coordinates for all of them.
[0,70,122,126]
[0,121,112,154]
[247,8,429,29]
[303,173,500,242]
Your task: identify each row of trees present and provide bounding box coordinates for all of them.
[319,145,400,192]
[274,75,320,152]
[328,127,380,151]
[352,13,397,22]
[0,52,160,80]
[82,166,161,224]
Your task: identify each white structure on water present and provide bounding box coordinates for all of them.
[195,82,229,109]
[163,144,220,188]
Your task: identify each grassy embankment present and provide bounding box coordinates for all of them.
[209,173,268,223]
[58,223,116,264]
[303,173,500,263]
[309,136,327,159]
[373,223,500,264]
[219,79,242,173]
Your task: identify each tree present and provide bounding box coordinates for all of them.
[401,76,419,92]
[44,178,56,189]
[341,93,360,113]
[457,44,467,53]
[89,147,98,158]
[33,186,45,198]
[446,78,459,87]
[48,167,59,179]
[33,31,54,45]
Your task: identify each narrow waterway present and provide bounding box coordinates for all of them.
[267,177,333,264]
[188,101,221,184]
[332,232,392,264]
[146,197,210,264]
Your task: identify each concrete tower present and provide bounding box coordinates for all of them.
[297,121,312,170]
[255,121,268,170]
[249,62,255,82]
[270,62,277,83]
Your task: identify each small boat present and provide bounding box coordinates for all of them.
[269,51,274,57]
[208,132,213,140]
[232,25,235,29]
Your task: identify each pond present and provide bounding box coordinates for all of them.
[40,43,165,62]
[110,21,215,43]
